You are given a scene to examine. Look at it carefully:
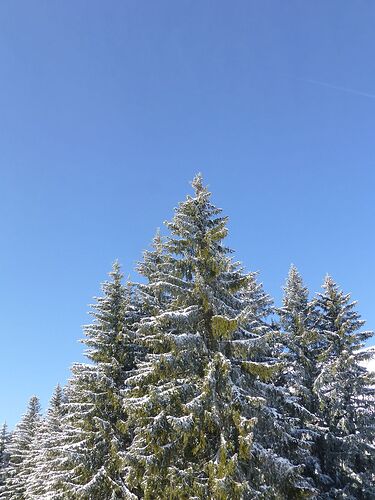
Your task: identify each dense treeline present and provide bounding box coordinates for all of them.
[1,175,374,499]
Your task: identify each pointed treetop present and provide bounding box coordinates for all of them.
[321,274,347,300]
[50,384,63,405]
[323,273,341,292]
[28,395,41,414]
[111,259,121,272]
[282,264,309,310]
[323,273,334,288]
[191,172,207,196]
[288,264,299,279]
[44,385,65,422]
[109,259,123,282]
[152,228,163,251]
[285,264,301,289]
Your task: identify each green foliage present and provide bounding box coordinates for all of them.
[49,262,140,499]
[313,276,375,497]
[211,315,238,340]
[2,176,374,499]
[242,360,281,381]
[1,396,41,500]
[0,423,10,493]
[122,175,315,499]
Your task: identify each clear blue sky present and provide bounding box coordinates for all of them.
[1,1,375,427]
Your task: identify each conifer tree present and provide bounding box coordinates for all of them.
[4,175,375,499]
[0,396,41,499]
[0,423,10,491]
[279,265,320,413]
[124,175,314,499]
[26,385,66,499]
[137,229,173,317]
[314,276,375,498]
[51,262,139,499]
[278,266,330,490]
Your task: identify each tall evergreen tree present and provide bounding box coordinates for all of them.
[0,396,41,499]
[278,266,330,491]
[51,262,139,499]
[137,229,174,317]
[3,175,375,499]
[0,423,10,491]
[314,276,375,499]
[124,175,314,499]
[26,385,66,499]
[279,265,320,414]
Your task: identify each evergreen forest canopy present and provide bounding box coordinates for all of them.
[1,175,374,499]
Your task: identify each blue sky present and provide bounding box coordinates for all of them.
[1,1,375,427]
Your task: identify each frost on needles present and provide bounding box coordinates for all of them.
[0,174,374,499]
[122,174,312,498]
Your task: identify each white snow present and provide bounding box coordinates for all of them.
[361,346,375,372]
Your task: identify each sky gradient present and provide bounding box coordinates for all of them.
[1,1,375,427]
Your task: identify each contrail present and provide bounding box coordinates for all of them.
[300,78,375,100]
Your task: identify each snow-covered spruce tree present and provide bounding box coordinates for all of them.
[0,396,41,499]
[0,423,11,491]
[137,229,174,317]
[279,266,321,414]
[314,276,375,499]
[124,175,314,499]
[26,384,66,499]
[51,262,140,499]
[277,266,330,490]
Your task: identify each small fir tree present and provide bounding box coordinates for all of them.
[314,276,375,499]
[0,423,11,491]
[51,262,139,499]
[279,265,321,414]
[278,266,330,491]
[137,229,174,317]
[26,384,66,499]
[0,396,41,499]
